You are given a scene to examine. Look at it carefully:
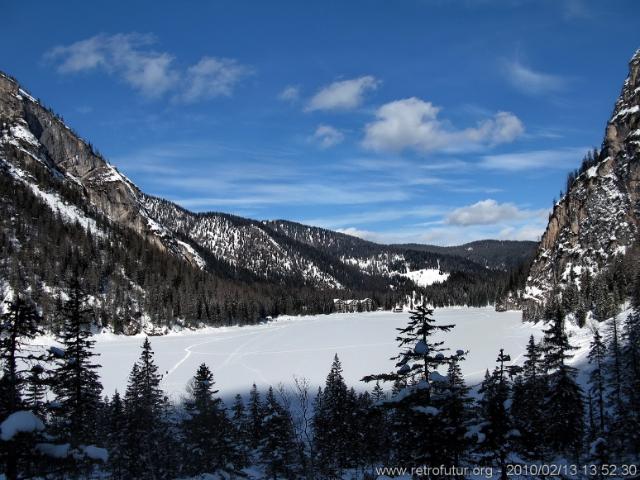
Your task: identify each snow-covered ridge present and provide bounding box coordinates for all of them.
[142,196,344,288]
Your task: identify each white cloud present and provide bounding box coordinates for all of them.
[480,147,587,171]
[336,227,381,242]
[278,85,300,102]
[498,225,545,241]
[503,60,567,95]
[335,223,546,246]
[306,76,379,112]
[176,57,251,103]
[46,33,250,101]
[312,125,345,148]
[362,98,523,153]
[446,199,546,226]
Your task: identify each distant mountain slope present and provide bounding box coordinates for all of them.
[0,70,532,331]
[265,220,512,274]
[397,240,538,270]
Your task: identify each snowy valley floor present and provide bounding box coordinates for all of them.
[35,306,597,401]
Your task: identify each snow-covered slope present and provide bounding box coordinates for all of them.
[395,268,450,287]
[142,197,344,288]
[266,220,507,282]
[523,49,640,318]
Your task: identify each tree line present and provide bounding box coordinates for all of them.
[0,159,522,337]
[2,279,639,479]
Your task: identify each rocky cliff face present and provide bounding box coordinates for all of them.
[0,71,197,261]
[523,49,640,318]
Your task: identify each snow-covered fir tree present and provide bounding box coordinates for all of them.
[247,382,264,450]
[0,295,45,480]
[438,356,472,467]
[363,305,464,468]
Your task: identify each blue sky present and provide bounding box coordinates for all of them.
[2,0,639,245]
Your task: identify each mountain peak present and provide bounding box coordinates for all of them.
[522,49,640,320]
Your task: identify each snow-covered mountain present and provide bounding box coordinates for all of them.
[523,49,640,319]
[0,69,533,328]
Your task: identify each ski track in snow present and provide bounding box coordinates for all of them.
[88,307,556,400]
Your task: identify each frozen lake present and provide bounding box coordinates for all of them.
[88,307,549,400]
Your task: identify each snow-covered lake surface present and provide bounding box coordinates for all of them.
[84,307,559,400]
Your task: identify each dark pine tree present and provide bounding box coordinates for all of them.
[605,315,625,451]
[123,338,173,479]
[438,356,472,468]
[542,308,584,461]
[230,393,250,467]
[622,308,640,453]
[475,349,515,480]
[510,335,546,461]
[260,386,298,480]
[587,329,607,441]
[247,383,264,450]
[51,279,103,448]
[313,354,355,477]
[182,363,238,475]
[105,391,127,480]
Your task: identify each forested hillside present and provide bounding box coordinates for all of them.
[0,70,533,333]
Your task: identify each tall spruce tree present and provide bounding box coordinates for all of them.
[313,354,355,477]
[587,329,607,440]
[123,338,172,479]
[511,336,546,461]
[105,391,127,480]
[51,279,103,447]
[230,393,250,467]
[438,357,472,467]
[260,386,298,480]
[542,308,584,460]
[475,349,515,480]
[622,309,640,452]
[23,364,46,417]
[182,363,238,475]
[606,315,625,450]
[361,381,389,469]
[248,383,264,450]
